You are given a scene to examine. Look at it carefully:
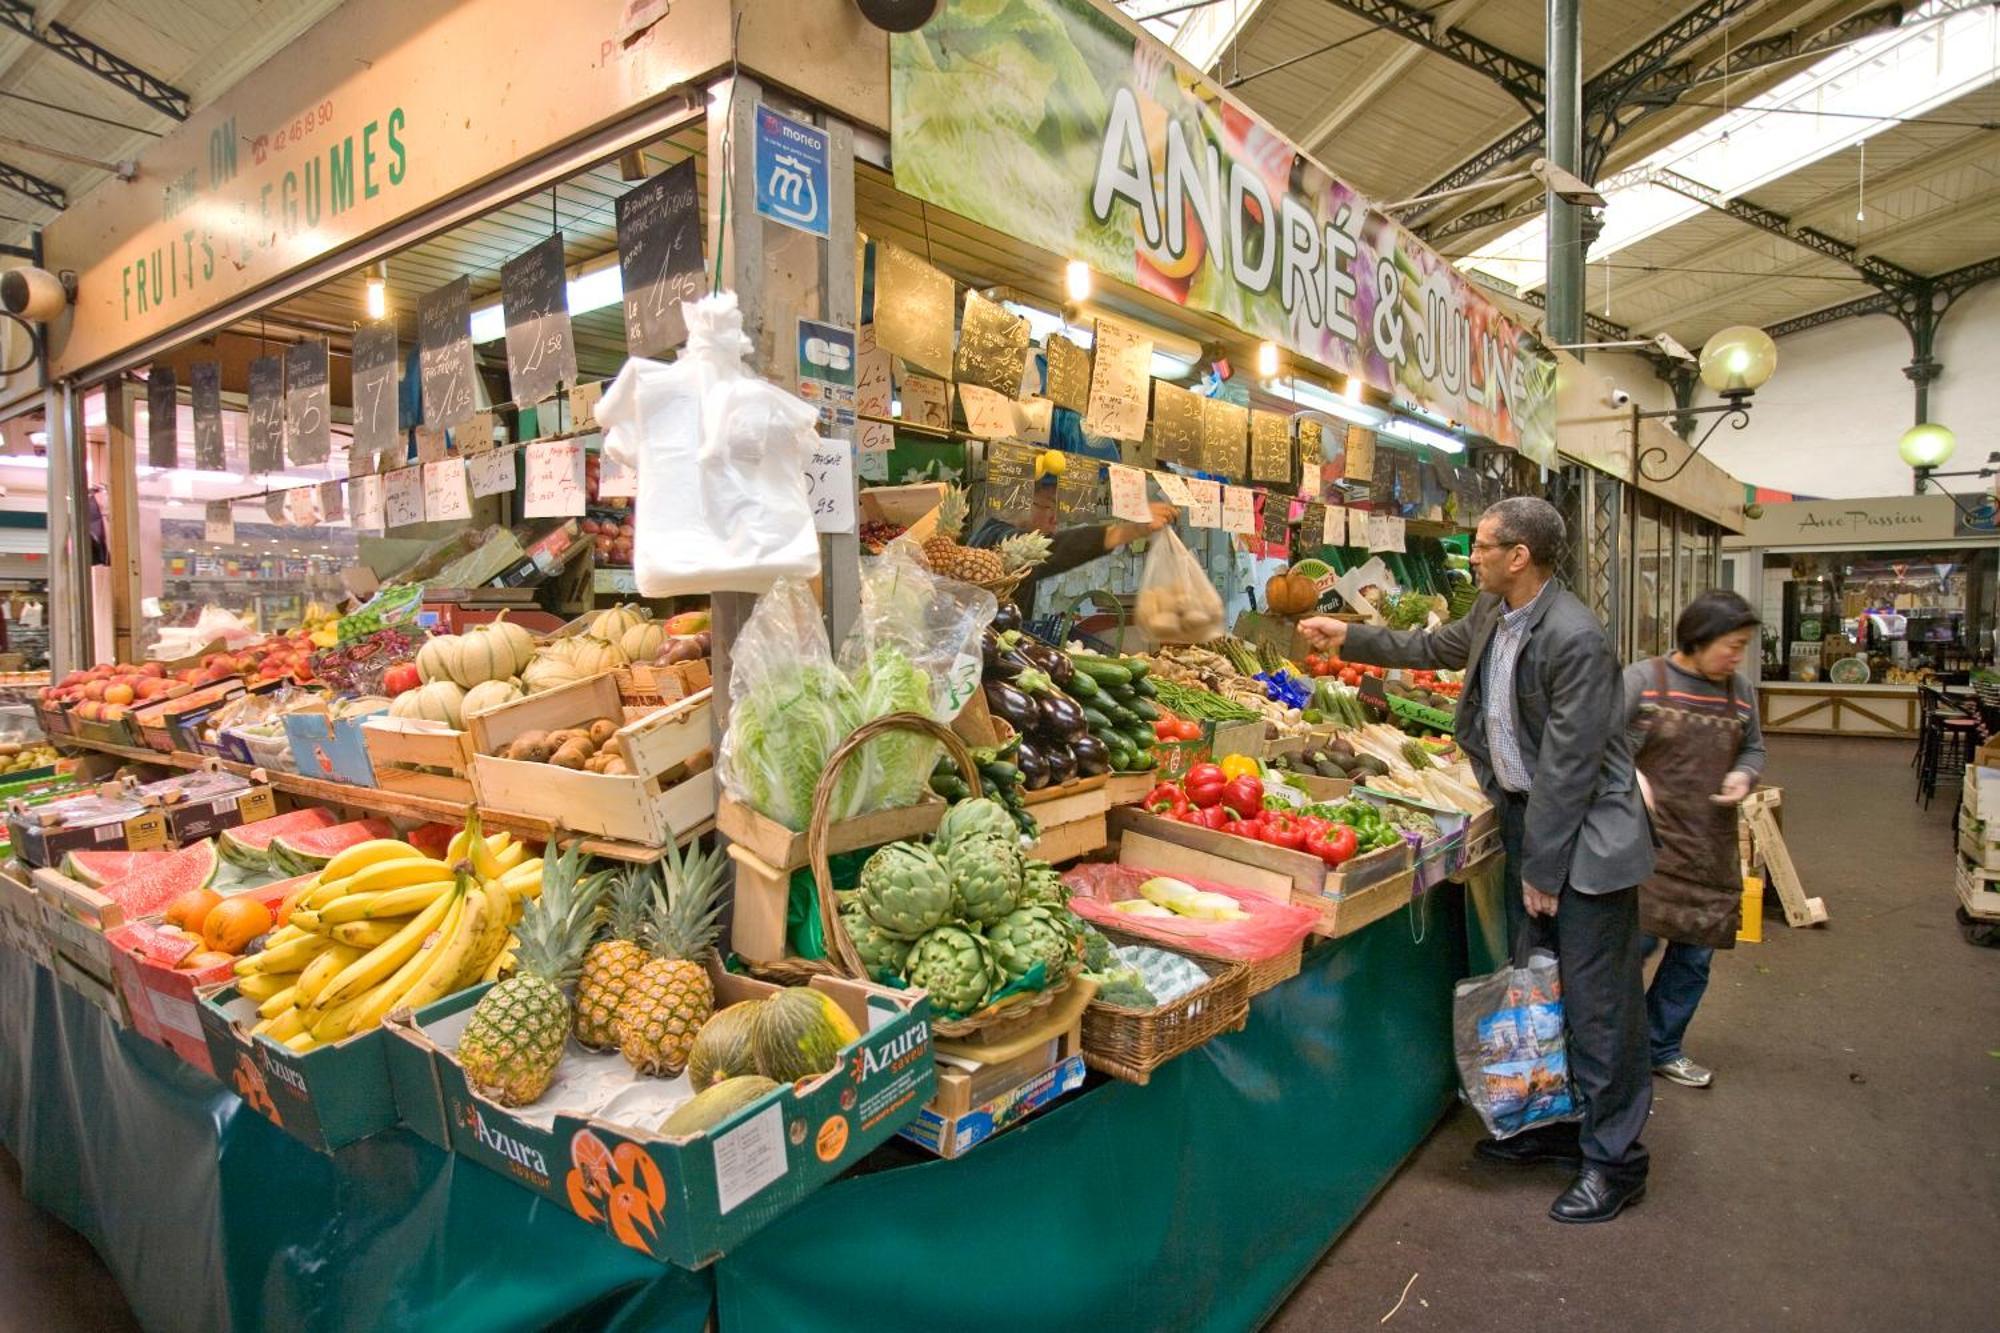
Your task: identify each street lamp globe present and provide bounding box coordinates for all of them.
[1898,421,1956,470]
[1698,325,1777,396]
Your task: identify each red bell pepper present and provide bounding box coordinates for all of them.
[1191,805,1230,830]
[1184,764,1227,809]
[1144,782,1188,815]
[1221,817,1260,839]
[1260,814,1306,852]
[1306,824,1360,866]
[1219,775,1265,819]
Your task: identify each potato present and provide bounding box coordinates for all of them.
[507,735,556,764]
[549,740,593,770]
[586,718,619,748]
[597,755,630,776]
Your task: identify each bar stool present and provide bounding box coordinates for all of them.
[1920,707,1982,808]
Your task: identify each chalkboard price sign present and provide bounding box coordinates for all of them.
[502,234,578,406]
[191,362,224,471]
[351,323,400,471]
[616,157,704,359]
[246,356,283,474]
[418,277,479,429]
[985,441,1039,524]
[1054,469,1102,525]
[1260,492,1292,557]
[284,338,331,466]
[146,366,178,469]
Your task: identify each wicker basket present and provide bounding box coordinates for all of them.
[1080,924,1251,1085]
[1235,941,1303,998]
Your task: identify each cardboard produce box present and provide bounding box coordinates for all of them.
[5,784,170,869]
[197,982,401,1153]
[899,1024,1087,1160]
[392,963,937,1269]
[284,701,389,787]
[133,769,278,846]
[469,673,715,845]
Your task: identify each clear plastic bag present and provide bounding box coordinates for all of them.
[716,580,863,831]
[1060,862,1321,962]
[1134,528,1227,645]
[1452,947,1579,1139]
[598,291,823,596]
[838,544,997,813]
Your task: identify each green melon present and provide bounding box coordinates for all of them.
[750,987,861,1084]
[686,1001,763,1094]
[216,808,340,871]
[268,818,397,877]
[60,848,172,889]
[660,1075,781,1136]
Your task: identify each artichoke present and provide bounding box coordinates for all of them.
[934,797,1018,851]
[943,833,1022,927]
[987,905,1076,982]
[1017,860,1068,911]
[903,925,1001,1016]
[856,842,953,940]
[841,905,914,982]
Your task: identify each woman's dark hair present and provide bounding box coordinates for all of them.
[1676,589,1760,655]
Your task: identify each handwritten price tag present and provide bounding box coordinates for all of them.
[470,450,515,499]
[804,440,856,534]
[284,486,322,527]
[1152,470,1193,506]
[1300,461,1321,499]
[569,380,604,431]
[384,467,425,528]
[1366,513,1406,553]
[350,474,385,533]
[1222,485,1255,535]
[524,440,585,518]
[1107,464,1150,523]
[425,458,472,522]
[1323,505,1349,547]
[1187,479,1221,529]
[415,425,449,464]
[204,501,233,545]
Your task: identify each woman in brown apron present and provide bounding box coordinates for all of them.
[1625,590,1766,1089]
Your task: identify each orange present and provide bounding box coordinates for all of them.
[164,887,222,934]
[202,897,272,955]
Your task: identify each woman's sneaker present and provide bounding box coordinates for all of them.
[1653,1056,1713,1088]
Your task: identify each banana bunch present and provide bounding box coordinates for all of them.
[232,816,539,1053]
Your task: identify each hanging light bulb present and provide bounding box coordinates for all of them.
[364,261,388,321]
[1064,260,1091,304]
[1256,341,1279,378]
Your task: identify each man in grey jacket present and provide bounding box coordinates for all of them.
[1303,496,1654,1224]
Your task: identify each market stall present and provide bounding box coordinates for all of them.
[3,0,1543,1322]
[1724,495,2000,737]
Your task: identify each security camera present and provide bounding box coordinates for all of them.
[1602,378,1634,409]
[0,267,73,323]
[854,0,937,31]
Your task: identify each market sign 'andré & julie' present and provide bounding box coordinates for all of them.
[888,0,1557,462]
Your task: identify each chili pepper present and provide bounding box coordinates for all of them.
[1218,753,1260,782]
[1219,775,1265,819]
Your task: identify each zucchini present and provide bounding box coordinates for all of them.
[930,775,971,801]
[1069,656,1133,687]
[978,761,1021,787]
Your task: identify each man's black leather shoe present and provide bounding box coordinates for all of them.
[1548,1166,1646,1223]
[1474,1133,1582,1169]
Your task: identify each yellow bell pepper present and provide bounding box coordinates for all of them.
[1219,753,1260,782]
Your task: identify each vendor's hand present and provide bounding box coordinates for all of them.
[1712,770,1754,805]
[1637,770,1656,816]
[1299,616,1348,652]
[1105,502,1179,551]
[1524,882,1560,918]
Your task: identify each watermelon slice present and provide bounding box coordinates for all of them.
[61,847,173,890]
[268,819,397,877]
[217,807,341,872]
[97,839,220,919]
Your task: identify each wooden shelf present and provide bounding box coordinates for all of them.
[54,736,696,864]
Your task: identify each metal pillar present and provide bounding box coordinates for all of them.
[1904,303,1942,427]
[1544,0,1584,347]
[42,382,91,674]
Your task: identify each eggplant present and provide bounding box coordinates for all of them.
[1032,646,1075,688]
[1014,738,1052,790]
[1035,691,1089,741]
[982,631,1026,681]
[1043,742,1078,786]
[992,602,1023,634]
[1070,733,1111,777]
[984,680,1038,732]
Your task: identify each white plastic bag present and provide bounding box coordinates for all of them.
[597,292,822,596]
[1134,528,1226,644]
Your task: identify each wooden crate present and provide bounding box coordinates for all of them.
[469,672,716,846]
[0,861,51,967]
[1028,812,1107,865]
[362,717,479,804]
[34,865,127,1004]
[617,659,712,706]
[1105,772,1159,806]
[1107,805,1410,900]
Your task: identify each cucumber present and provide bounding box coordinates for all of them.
[931,775,971,801]
[1117,724,1154,751]
[1106,741,1135,771]
[1132,677,1158,698]
[1066,671,1100,699]
[1125,659,1150,681]
[978,761,1021,787]
[1131,699,1161,722]
[1106,683,1138,705]
[1080,705,1115,732]
[1069,657,1133,687]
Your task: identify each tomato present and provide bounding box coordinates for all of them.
[1174,718,1202,741]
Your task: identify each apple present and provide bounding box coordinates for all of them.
[104,683,135,706]
[141,661,166,677]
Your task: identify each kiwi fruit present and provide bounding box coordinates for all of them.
[506,733,555,763]
[546,727,591,752]
[549,740,593,770]
[598,755,630,776]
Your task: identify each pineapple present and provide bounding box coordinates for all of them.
[997,529,1051,573]
[457,841,608,1107]
[920,485,1006,583]
[573,864,650,1049]
[615,838,731,1076]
